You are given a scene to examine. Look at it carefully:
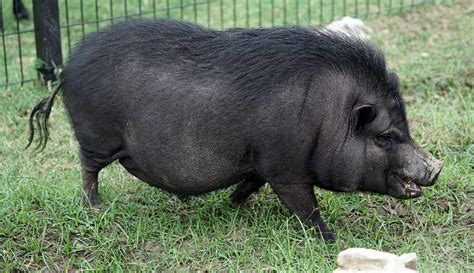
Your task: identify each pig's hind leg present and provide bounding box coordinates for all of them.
[230,173,266,203]
[80,148,116,208]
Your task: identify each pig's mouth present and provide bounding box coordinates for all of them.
[389,173,423,199]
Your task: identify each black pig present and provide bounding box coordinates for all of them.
[27,19,443,241]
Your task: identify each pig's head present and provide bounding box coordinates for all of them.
[312,72,443,199]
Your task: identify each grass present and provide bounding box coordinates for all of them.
[1,1,473,272]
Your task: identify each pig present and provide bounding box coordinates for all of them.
[13,0,29,20]
[27,19,443,241]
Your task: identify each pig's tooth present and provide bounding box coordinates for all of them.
[410,190,418,197]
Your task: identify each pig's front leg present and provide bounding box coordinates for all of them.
[270,183,336,242]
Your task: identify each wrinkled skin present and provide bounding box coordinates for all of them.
[27,19,443,242]
[311,73,443,201]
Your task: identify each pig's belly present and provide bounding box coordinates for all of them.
[119,145,252,195]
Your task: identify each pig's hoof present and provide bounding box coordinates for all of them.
[321,231,337,243]
[313,220,336,242]
[91,202,101,209]
[316,225,336,242]
[83,195,101,209]
[86,201,101,210]
[83,200,101,210]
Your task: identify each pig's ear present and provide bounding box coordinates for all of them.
[351,104,376,135]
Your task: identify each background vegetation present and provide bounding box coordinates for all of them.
[1,1,472,271]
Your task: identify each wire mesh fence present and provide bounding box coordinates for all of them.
[0,0,455,89]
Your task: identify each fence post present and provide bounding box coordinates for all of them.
[33,0,62,84]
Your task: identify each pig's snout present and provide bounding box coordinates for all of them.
[426,157,443,186]
[410,142,444,187]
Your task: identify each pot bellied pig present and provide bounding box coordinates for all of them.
[27,19,443,241]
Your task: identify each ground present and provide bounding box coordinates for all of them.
[0,1,472,271]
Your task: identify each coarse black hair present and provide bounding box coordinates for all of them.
[199,24,390,93]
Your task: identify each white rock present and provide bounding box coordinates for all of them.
[333,248,418,273]
[325,17,373,40]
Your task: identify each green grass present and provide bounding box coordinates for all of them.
[1,1,473,272]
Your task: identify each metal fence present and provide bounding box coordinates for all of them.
[0,0,455,89]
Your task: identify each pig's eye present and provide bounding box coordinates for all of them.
[375,134,393,149]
